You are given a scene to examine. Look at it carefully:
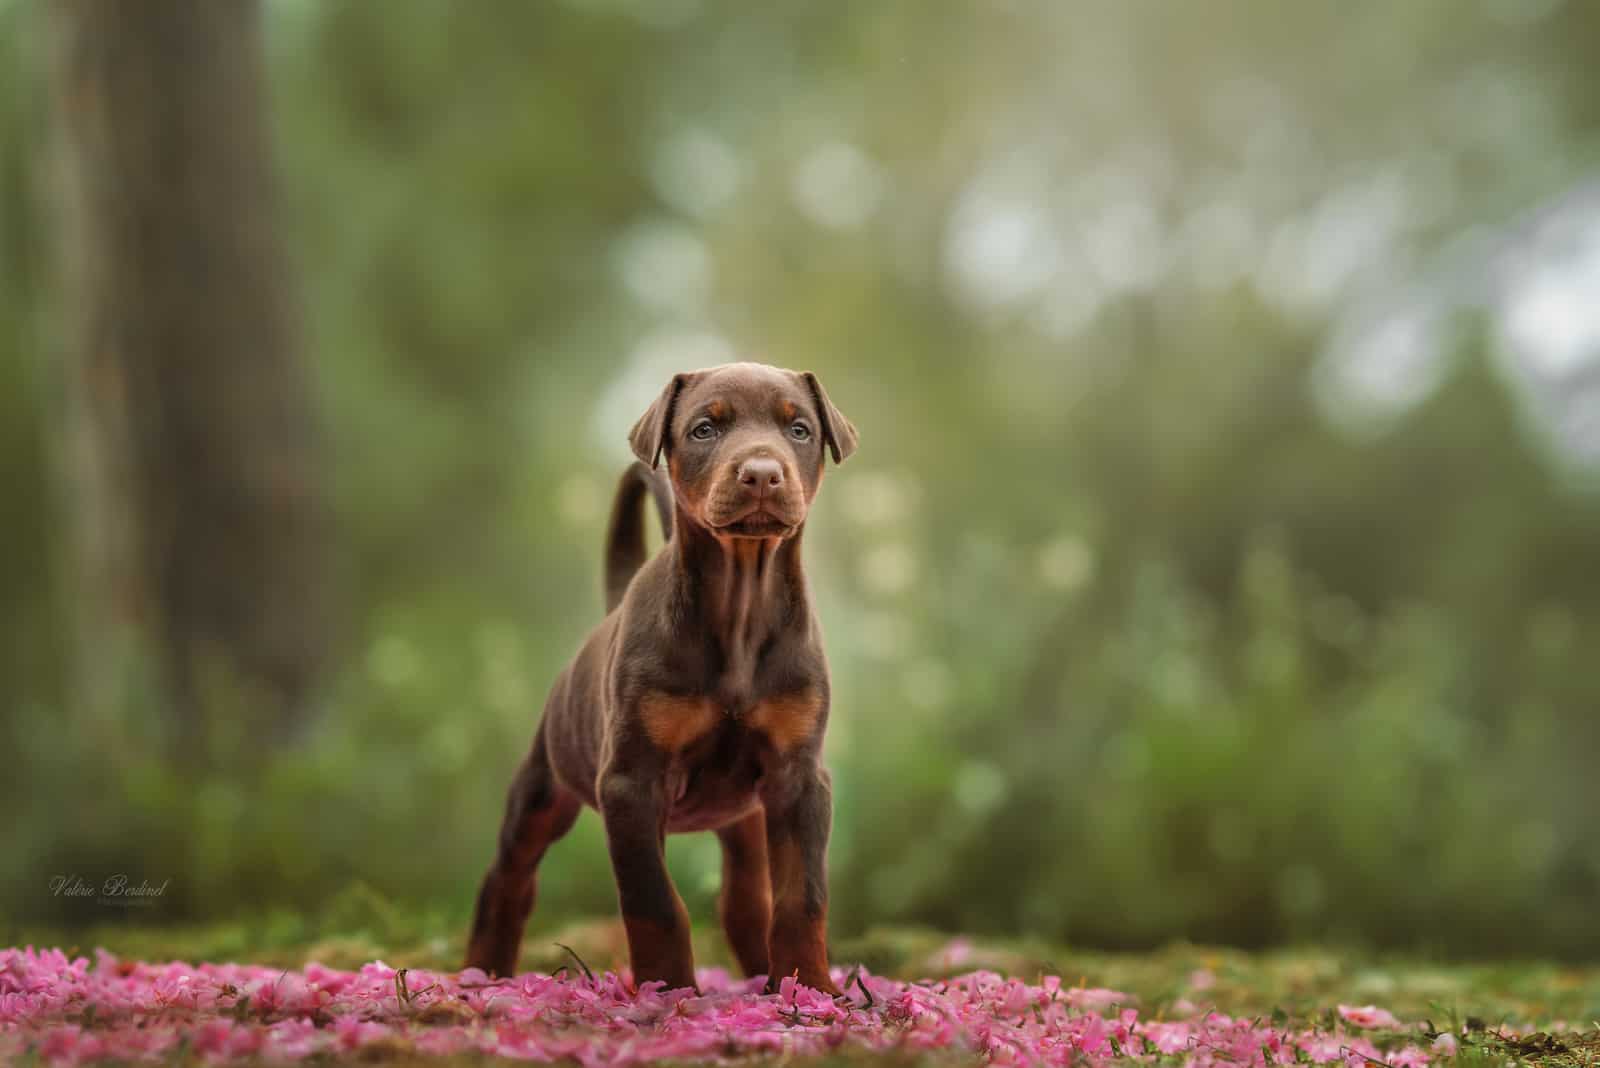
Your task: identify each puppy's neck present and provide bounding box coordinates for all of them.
[671,507,808,685]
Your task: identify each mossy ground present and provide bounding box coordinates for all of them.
[10,900,1599,1066]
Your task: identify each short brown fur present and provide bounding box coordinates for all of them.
[746,690,824,754]
[640,694,720,753]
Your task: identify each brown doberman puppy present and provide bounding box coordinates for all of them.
[464,361,857,995]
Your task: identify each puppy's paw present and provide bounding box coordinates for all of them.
[765,969,843,999]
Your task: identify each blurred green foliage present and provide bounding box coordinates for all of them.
[4,0,1599,958]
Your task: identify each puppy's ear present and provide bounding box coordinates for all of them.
[629,373,689,468]
[801,372,859,464]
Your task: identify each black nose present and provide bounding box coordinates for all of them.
[737,458,784,490]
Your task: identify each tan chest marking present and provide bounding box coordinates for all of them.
[745,690,824,753]
[640,694,720,753]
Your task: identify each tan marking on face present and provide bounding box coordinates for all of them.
[779,400,797,421]
[707,399,727,420]
[640,694,721,753]
[668,452,707,514]
[746,690,823,753]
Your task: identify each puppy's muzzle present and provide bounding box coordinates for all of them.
[709,456,805,534]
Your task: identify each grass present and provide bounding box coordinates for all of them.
[10,897,1600,1066]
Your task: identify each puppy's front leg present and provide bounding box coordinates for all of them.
[763,764,842,996]
[598,760,696,991]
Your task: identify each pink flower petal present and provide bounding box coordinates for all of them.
[0,944,1480,1067]
[1339,1003,1403,1030]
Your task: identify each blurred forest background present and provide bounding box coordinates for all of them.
[3,0,1599,960]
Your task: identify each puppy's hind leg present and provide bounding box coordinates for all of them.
[716,809,772,979]
[464,725,580,976]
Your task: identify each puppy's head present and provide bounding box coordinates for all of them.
[629,362,857,539]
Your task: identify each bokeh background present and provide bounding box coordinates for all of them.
[4,0,1599,961]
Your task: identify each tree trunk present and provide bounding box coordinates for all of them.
[48,0,329,762]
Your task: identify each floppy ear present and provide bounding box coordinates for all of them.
[801,372,859,464]
[628,373,689,468]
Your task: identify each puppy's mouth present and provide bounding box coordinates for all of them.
[711,507,801,538]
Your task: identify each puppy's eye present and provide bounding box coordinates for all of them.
[690,421,717,441]
[789,421,812,442]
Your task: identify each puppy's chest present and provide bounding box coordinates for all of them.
[639,690,823,760]
[641,690,823,832]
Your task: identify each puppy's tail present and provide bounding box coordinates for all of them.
[603,461,673,612]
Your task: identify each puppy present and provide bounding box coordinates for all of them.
[465,361,857,995]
